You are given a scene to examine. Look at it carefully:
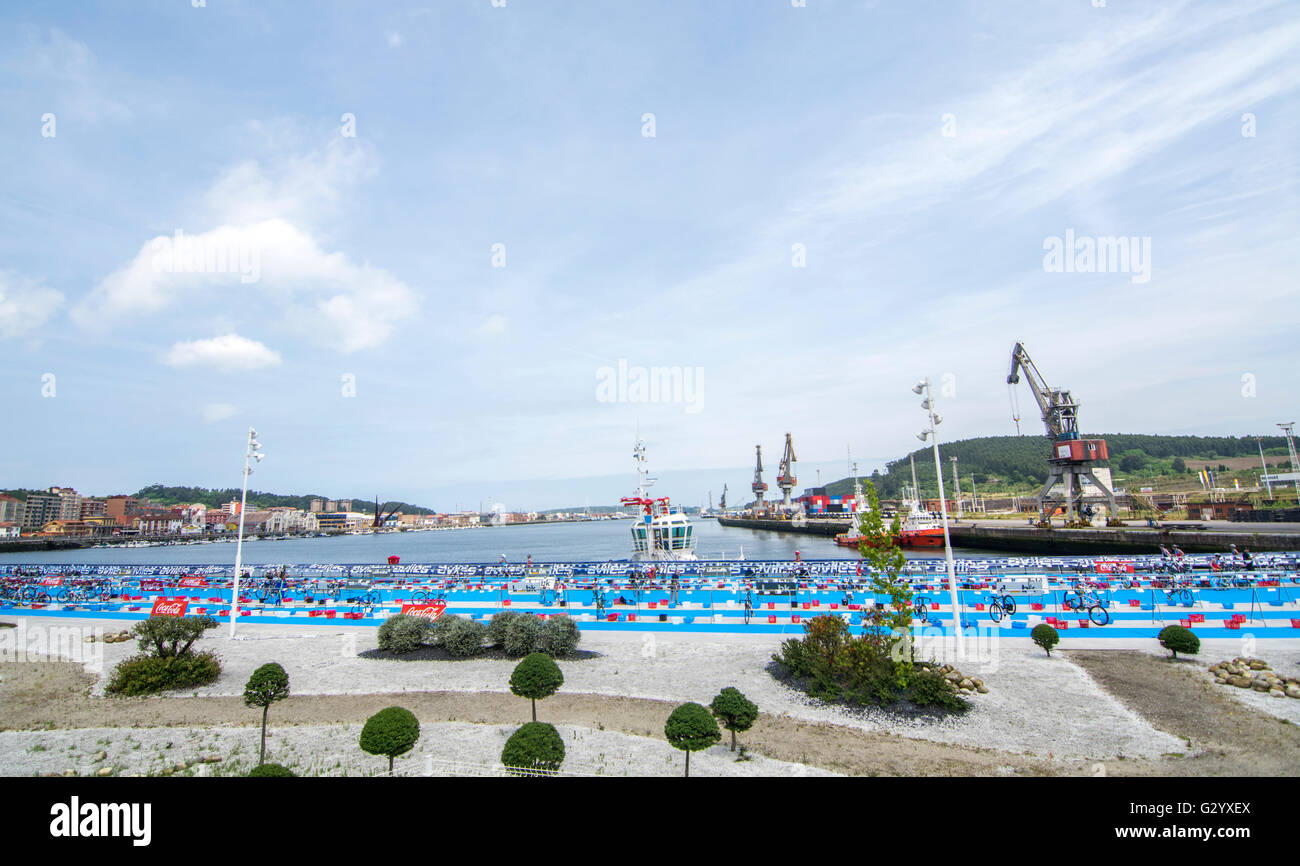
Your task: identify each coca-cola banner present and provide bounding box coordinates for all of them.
[150,598,189,617]
[400,602,447,620]
[177,576,209,587]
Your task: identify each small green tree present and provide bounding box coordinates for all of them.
[359,706,420,775]
[509,652,564,721]
[501,722,566,776]
[1031,623,1059,657]
[855,480,912,684]
[132,615,218,658]
[243,662,290,765]
[664,702,721,777]
[1157,625,1200,659]
[709,687,758,752]
[1171,457,1187,474]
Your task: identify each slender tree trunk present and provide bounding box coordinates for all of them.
[684,750,690,778]
[730,728,736,752]
[389,755,395,775]
[260,704,269,764]
[531,699,536,722]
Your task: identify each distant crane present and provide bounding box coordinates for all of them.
[1007,341,1119,526]
[719,483,728,512]
[776,433,798,511]
[751,445,768,513]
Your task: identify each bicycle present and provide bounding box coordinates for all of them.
[1151,577,1194,605]
[912,595,931,623]
[1061,584,1111,625]
[985,593,1017,623]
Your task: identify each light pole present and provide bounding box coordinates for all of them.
[914,379,964,658]
[950,456,962,519]
[230,426,264,639]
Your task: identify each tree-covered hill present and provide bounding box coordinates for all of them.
[823,434,1290,499]
[133,484,436,515]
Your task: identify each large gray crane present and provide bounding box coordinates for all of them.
[776,433,798,512]
[751,445,768,513]
[1007,342,1119,526]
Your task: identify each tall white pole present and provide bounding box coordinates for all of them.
[1257,438,1273,501]
[230,428,253,639]
[924,380,964,659]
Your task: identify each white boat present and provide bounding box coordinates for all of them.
[623,439,698,562]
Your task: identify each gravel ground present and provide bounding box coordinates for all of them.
[0,722,837,777]
[0,616,1185,760]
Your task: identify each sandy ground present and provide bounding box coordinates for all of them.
[3,616,1299,776]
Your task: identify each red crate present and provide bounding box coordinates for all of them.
[1289,619,1300,628]
[607,614,618,622]
[1179,619,1192,627]
[792,614,801,624]
[812,600,820,607]
[767,615,776,623]
[1128,599,1141,607]
[1032,603,1044,611]
[830,603,839,609]
[1189,614,1205,623]
[1057,621,1068,629]
[627,614,636,622]
[931,603,940,610]
[1078,620,1089,628]
[767,602,775,610]
[975,603,985,611]
[1225,621,1240,630]
[502,599,511,606]
[648,602,657,609]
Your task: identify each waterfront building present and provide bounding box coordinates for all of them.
[0,494,24,527]
[21,492,60,530]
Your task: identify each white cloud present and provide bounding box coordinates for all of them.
[0,272,64,339]
[475,314,508,335]
[386,31,404,48]
[72,218,418,353]
[202,403,240,423]
[164,334,282,372]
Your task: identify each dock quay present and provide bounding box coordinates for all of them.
[716,515,1300,555]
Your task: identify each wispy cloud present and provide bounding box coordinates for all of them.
[164,334,282,372]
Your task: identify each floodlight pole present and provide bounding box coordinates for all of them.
[918,379,965,659]
[230,427,260,639]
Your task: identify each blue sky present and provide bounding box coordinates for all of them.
[1,0,1297,510]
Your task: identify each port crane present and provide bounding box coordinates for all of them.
[776,433,798,512]
[1006,341,1119,526]
[751,445,768,513]
[719,483,728,512]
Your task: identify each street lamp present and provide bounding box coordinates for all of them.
[915,378,964,658]
[230,426,264,639]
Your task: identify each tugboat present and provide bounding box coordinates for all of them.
[622,439,698,562]
[835,484,945,548]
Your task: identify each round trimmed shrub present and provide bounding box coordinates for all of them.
[1157,624,1200,659]
[378,614,434,654]
[509,652,564,721]
[487,610,529,646]
[502,615,542,657]
[1031,623,1060,657]
[106,651,222,696]
[359,706,420,774]
[536,615,581,658]
[664,702,721,777]
[434,615,488,658]
[501,722,565,776]
[709,687,758,752]
[248,763,296,777]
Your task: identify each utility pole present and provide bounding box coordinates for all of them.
[1258,438,1273,501]
[950,456,962,519]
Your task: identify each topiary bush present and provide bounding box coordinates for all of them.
[502,615,542,657]
[536,615,581,658]
[378,614,434,654]
[244,662,290,765]
[1158,624,1200,659]
[248,763,296,777]
[434,615,488,658]
[1031,623,1060,657]
[501,721,566,776]
[359,706,421,775]
[664,702,721,777]
[709,687,758,752]
[106,652,221,696]
[904,668,969,714]
[509,652,564,721]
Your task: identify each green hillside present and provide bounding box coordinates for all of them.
[133,485,436,516]
[823,434,1292,499]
